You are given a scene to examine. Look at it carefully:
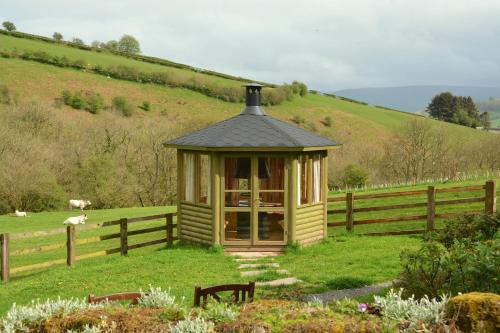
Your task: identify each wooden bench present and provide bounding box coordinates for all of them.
[88,292,142,305]
[194,281,255,307]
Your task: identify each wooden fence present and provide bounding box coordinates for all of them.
[0,213,177,282]
[327,180,497,236]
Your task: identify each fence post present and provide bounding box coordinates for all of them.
[485,180,497,214]
[1,233,9,282]
[66,226,76,266]
[426,186,436,231]
[346,192,354,232]
[166,214,174,246]
[120,218,128,256]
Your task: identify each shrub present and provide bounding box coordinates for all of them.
[84,91,104,114]
[446,292,500,333]
[291,115,305,125]
[399,213,500,297]
[138,286,178,308]
[0,297,101,333]
[170,317,214,333]
[60,90,104,114]
[61,90,73,105]
[446,239,500,295]
[71,37,85,46]
[340,164,369,188]
[397,241,450,298]
[70,91,87,110]
[438,213,500,249]
[374,289,448,331]
[0,84,12,104]
[323,116,332,127]
[112,96,133,117]
[198,299,239,323]
[292,80,308,96]
[140,101,151,111]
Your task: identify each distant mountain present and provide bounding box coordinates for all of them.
[334,86,500,113]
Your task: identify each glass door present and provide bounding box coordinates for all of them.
[256,157,286,244]
[222,155,287,246]
[223,156,252,245]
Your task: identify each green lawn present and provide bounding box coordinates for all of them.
[1,177,497,314]
[0,232,420,315]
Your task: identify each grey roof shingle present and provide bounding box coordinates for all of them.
[164,113,338,148]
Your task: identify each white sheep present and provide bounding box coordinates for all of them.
[69,200,92,211]
[63,215,88,225]
[14,210,27,217]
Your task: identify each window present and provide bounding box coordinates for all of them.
[182,152,211,205]
[298,154,323,206]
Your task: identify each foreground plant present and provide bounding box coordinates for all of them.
[170,317,214,333]
[0,297,103,333]
[374,289,448,331]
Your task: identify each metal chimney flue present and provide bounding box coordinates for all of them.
[241,83,267,115]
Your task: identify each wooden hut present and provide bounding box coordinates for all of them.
[164,84,338,251]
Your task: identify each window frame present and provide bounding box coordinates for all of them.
[298,153,324,207]
[181,151,211,207]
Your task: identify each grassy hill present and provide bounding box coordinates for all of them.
[0,31,498,212]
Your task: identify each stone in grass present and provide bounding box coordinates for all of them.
[238,263,280,269]
[446,292,500,333]
[256,277,301,286]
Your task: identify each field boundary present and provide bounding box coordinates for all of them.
[0,213,177,282]
[327,180,496,235]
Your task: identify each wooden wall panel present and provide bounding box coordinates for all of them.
[180,203,213,245]
[296,203,325,245]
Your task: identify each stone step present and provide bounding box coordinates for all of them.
[240,270,264,277]
[238,263,280,269]
[240,268,289,277]
[256,277,302,287]
[228,251,281,258]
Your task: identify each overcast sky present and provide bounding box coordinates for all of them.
[2,0,500,91]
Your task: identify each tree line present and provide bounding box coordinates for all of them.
[427,92,490,129]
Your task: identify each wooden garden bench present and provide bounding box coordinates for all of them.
[194,281,255,307]
[88,292,142,305]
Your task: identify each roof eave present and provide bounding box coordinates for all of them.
[162,143,341,152]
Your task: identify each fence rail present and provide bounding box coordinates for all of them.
[327,180,496,235]
[0,213,177,282]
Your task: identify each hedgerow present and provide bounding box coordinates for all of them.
[0,28,275,85]
[1,47,307,106]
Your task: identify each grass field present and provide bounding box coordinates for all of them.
[0,178,497,314]
[0,32,487,146]
[0,34,243,88]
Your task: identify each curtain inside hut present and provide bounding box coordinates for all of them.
[259,157,284,206]
[183,153,195,202]
[312,156,321,203]
[199,154,210,205]
[298,156,309,205]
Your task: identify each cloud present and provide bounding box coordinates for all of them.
[2,0,500,90]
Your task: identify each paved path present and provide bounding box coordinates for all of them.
[303,281,393,302]
[230,252,301,286]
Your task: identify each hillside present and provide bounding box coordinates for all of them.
[0,31,498,212]
[335,85,500,113]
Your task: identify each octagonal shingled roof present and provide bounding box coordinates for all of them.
[164,84,339,150]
